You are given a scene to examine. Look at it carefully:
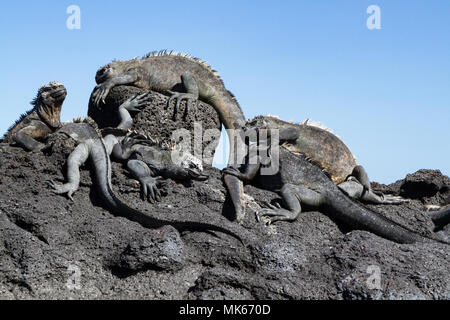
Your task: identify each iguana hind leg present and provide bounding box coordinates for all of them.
[48,142,90,201]
[257,184,323,224]
[350,165,371,193]
[338,178,406,204]
[166,71,199,120]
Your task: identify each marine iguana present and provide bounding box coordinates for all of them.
[48,93,243,242]
[225,115,404,222]
[222,134,450,245]
[2,82,66,152]
[91,50,246,161]
[245,115,404,204]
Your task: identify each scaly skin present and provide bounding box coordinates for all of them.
[223,143,450,245]
[48,94,243,243]
[3,82,66,152]
[245,116,405,205]
[91,50,246,162]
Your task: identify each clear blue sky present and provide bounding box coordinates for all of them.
[1,1,449,184]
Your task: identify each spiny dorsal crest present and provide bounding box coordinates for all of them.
[141,50,220,78]
[82,116,101,135]
[141,50,241,106]
[300,119,333,133]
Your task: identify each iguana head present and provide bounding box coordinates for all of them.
[95,63,118,84]
[245,116,299,143]
[95,59,137,84]
[172,150,208,181]
[32,81,66,129]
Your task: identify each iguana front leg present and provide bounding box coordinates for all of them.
[47,142,90,201]
[12,121,53,152]
[117,92,153,130]
[92,71,139,106]
[127,159,161,203]
[166,71,199,120]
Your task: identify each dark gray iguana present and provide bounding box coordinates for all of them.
[2,82,66,152]
[226,115,406,222]
[223,126,450,245]
[47,93,243,242]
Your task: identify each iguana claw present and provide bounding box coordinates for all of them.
[92,82,113,106]
[256,201,296,224]
[166,91,197,120]
[46,180,76,202]
[122,92,153,112]
[138,176,161,203]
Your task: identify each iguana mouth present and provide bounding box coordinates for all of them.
[51,88,67,100]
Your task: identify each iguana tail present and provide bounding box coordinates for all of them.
[324,191,450,245]
[90,137,244,244]
[210,94,246,168]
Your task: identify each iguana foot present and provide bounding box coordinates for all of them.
[166,91,197,120]
[47,180,77,201]
[121,92,153,112]
[257,202,297,224]
[138,176,161,203]
[113,132,156,159]
[375,193,408,204]
[92,82,114,106]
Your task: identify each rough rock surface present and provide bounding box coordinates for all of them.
[88,86,222,165]
[0,134,449,300]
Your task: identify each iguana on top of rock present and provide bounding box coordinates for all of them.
[91,50,246,162]
[223,134,450,245]
[2,82,66,152]
[48,93,244,243]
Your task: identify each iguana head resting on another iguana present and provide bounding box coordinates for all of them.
[244,115,406,204]
[3,81,66,151]
[245,115,358,185]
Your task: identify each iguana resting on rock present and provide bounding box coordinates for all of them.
[2,82,66,152]
[91,50,246,163]
[223,131,450,245]
[48,93,242,242]
[225,115,405,222]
